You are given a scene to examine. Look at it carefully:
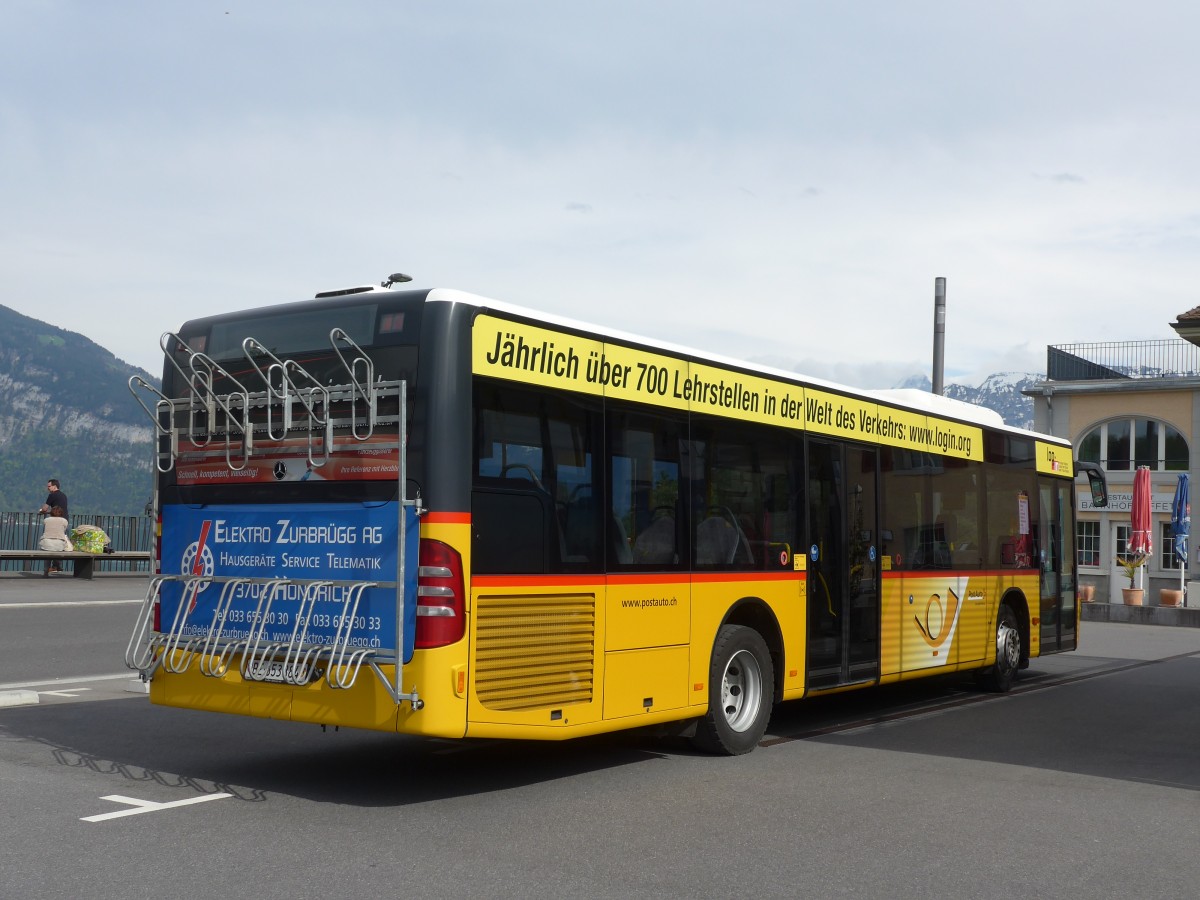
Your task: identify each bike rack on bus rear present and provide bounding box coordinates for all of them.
[126,326,423,709]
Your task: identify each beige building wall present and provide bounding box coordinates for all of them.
[1067,390,1192,439]
[1032,379,1198,606]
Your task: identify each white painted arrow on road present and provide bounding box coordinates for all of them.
[81,793,233,823]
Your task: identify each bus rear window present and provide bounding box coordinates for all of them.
[208,304,378,359]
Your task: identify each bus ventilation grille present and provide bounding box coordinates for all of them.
[474,594,596,711]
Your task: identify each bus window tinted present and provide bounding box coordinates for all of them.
[690,417,795,570]
[208,304,378,359]
[609,408,685,569]
[472,381,602,573]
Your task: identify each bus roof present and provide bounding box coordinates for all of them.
[425,288,1052,445]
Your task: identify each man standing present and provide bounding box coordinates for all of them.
[40,479,68,518]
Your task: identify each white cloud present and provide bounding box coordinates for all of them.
[2,1,1199,386]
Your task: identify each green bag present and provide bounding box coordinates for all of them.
[70,524,109,554]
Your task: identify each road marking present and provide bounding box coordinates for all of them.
[0,690,39,708]
[82,793,233,823]
[0,673,131,691]
[39,688,92,698]
[0,600,142,609]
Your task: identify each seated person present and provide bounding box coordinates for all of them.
[38,506,72,575]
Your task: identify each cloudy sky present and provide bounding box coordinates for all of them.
[3,1,1198,386]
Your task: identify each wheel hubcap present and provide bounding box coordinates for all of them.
[721,649,763,732]
[996,622,1020,672]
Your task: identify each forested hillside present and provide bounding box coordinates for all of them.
[0,304,155,515]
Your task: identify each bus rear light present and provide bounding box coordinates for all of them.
[414,539,465,649]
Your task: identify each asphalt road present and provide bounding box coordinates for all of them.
[0,572,144,683]
[2,573,1199,899]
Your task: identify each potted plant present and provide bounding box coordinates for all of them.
[1160,587,1184,607]
[1077,583,1096,603]
[1117,554,1146,605]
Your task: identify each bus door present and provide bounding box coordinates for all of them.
[1037,477,1076,652]
[806,441,880,689]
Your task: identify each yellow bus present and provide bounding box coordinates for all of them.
[126,278,1106,754]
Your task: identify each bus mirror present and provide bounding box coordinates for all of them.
[1076,461,1108,508]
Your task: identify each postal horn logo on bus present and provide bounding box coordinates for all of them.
[913,587,963,655]
[181,519,216,594]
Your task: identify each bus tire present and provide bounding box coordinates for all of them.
[692,624,773,755]
[977,602,1021,693]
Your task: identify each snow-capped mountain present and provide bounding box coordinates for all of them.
[896,372,1041,429]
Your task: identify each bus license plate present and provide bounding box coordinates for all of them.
[256,661,311,684]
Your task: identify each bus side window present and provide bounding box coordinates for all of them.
[880,446,927,571]
[985,463,1035,569]
[472,381,602,573]
[473,484,551,573]
[689,418,792,570]
[609,407,684,570]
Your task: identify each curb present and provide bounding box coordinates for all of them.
[1082,603,1200,628]
[0,690,40,708]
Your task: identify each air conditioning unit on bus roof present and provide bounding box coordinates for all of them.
[314,272,412,299]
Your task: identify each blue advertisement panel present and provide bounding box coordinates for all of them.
[160,502,418,663]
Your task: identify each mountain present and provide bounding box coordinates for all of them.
[896,372,1040,429]
[0,304,155,515]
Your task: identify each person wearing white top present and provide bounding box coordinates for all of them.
[38,505,72,575]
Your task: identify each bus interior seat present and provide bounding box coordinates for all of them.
[633,515,677,565]
[696,515,738,565]
[695,507,756,566]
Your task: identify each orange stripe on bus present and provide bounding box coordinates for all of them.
[472,575,604,588]
[691,572,798,584]
[423,512,470,524]
[881,568,1032,578]
[471,572,801,588]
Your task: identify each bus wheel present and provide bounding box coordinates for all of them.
[692,624,773,755]
[977,602,1021,693]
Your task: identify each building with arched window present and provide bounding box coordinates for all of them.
[1029,333,1200,605]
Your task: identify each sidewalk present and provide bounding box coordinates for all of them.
[1073,618,1200,659]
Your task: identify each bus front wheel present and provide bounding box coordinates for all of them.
[692,624,773,755]
[977,602,1021,692]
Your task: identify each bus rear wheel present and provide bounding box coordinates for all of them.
[977,602,1021,692]
[692,624,773,755]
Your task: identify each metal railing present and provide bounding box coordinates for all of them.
[0,512,153,574]
[1048,340,1200,381]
